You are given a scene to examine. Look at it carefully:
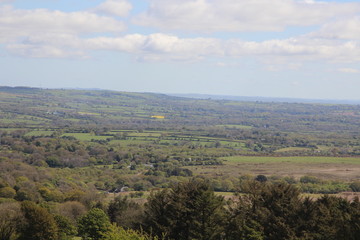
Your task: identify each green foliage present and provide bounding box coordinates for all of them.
[229,181,360,240]
[350,181,360,192]
[144,179,226,240]
[259,183,302,239]
[54,215,77,240]
[102,224,158,240]
[255,175,267,183]
[107,196,143,229]
[0,187,16,199]
[38,187,64,202]
[306,195,358,240]
[300,181,350,194]
[78,208,111,240]
[0,202,23,240]
[300,175,321,184]
[57,201,87,223]
[19,201,58,240]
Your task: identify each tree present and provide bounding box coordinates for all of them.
[259,182,303,239]
[226,180,267,240]
[143,189,171,238]
[54,215,77,240]
[107,196,143,229]
[57,201,87,223]
[225,196,265,240]
[349,198,360,240]
[308,195,358,240]
[228,181,304,240]
[18,201,58,240]
[144,178,225,240]
[78,208,111,240]
[0,202,23,240]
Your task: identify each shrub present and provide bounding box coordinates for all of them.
[0,187,16,199]
[350,181,360,192]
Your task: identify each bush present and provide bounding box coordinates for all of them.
[255,175,267,183]
[350,181,360,192]
[300,175,321,184]
[0,187,16,198]
[102,224,157,240]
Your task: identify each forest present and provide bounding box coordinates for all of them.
[0,86,359,239]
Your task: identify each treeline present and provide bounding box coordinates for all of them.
[1,179,359,240]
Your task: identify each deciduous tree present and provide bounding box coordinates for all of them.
[19,201,58,240]
[78,208,111,240]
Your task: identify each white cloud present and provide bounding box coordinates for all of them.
[6,43,86,58]
[312,16,360,40]
[5,33,87,58]
[1,2,359,66]
[94,0,132,17]
[81,33,360,64]
[337,68,359,73]
[133,0,360,32]
[0,5,126,43]
[6,30,360,63]
[0,4,127,58]
[85,33,223,61]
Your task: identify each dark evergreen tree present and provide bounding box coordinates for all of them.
[143,189,172,238]
[228,181,305,240]
[260,182,303,240]
[309,195,358,240]
[144,178,225,240]
[349,197,360,240]
[225,197,265,240]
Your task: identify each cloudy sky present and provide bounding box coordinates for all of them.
[1,0,360,100]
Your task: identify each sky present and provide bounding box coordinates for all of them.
[1,0,360,100]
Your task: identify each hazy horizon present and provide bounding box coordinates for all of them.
[3,85,360,105]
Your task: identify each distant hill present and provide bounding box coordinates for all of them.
[169,93,360,105]
[1,86,360,134]
[3,86,358,105]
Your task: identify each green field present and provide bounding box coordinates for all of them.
[25,130,55,137]
[61,133,113,141]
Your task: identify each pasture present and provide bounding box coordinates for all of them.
[25,130,54,137]
[187,156,360,181]
[61,133,113,141]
